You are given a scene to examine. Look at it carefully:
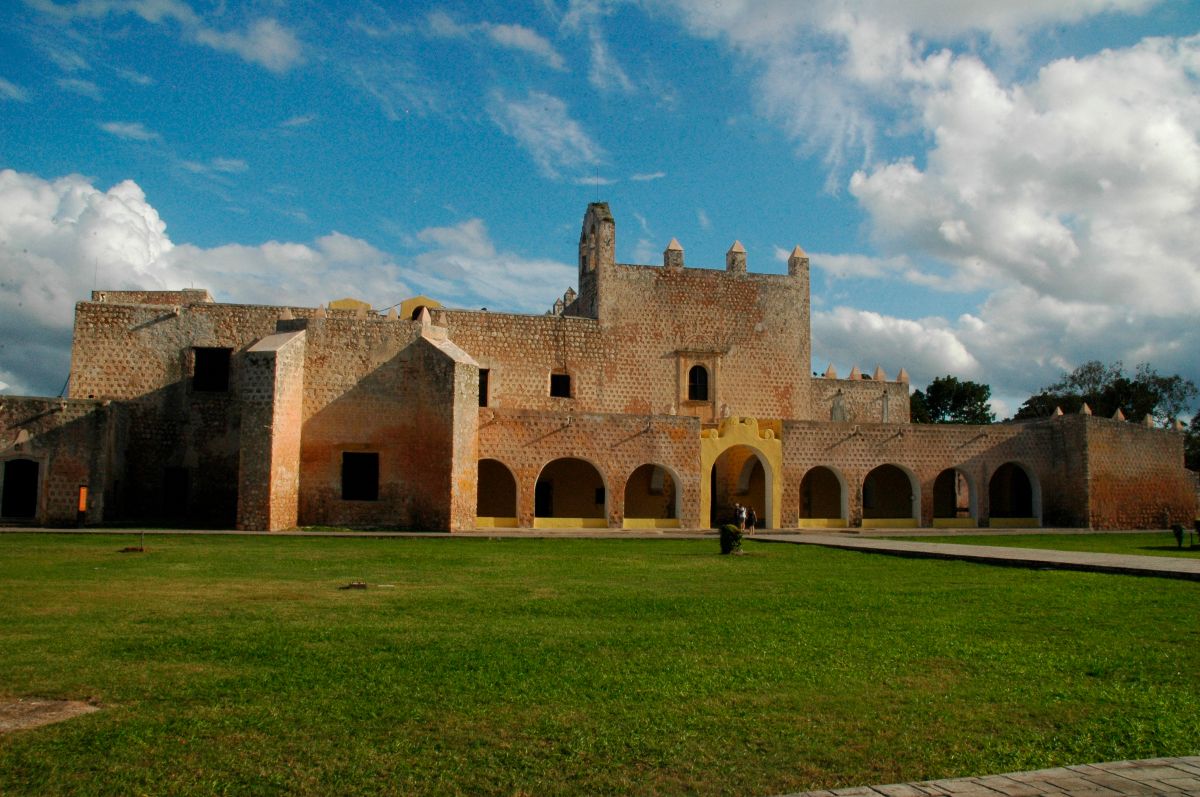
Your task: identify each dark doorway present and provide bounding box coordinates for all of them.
[342,453,380,501]
[1,458,39,518]
[163,467,190,518]
[535,480,554,517]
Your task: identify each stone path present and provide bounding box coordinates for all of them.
[778,757,1200,797]
[753,534,1200,581]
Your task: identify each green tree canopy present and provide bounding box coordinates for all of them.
[1186,414,1200,472]
[910,375,996,424]
[1014,360,1197,426]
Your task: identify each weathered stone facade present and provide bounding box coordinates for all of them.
[1,203,1194,530]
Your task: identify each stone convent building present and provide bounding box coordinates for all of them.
[1,203,1195,531]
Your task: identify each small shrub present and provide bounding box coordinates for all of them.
[719,523,743,555]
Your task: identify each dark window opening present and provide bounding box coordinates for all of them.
[1,458,39,518]
[687,365,709,401]
[193,347,232,392]
[410,305,428,320]
[550,372,571,398]
[479,369,490,407]
[594,487,605,505]
[342,453,379,501]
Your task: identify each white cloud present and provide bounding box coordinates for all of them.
[849,36,1200,313]
[408,218,575,312]
[195,18,303,74]
[116,67,154,86]
[0,169,573,395]
[0,77,29,101]
[487,90,605,179]
[280,113,316,128]
[485,23,566,70]
[426,11,565,70]
[696,209,711,230]
[57,78,103,99]
[99,121,159,141]
[28,1,304,74]
[630,171,666,182]
[576,176,617,186]
[181,157,248,177]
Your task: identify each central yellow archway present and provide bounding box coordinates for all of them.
[700,417,783,530]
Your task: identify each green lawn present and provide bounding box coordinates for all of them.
[888,531,1200,558]
[0,534,1197,796]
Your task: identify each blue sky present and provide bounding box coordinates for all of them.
[1,0,1198,419]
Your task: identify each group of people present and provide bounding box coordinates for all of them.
[733,502,757,532]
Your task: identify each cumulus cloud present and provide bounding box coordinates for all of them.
[487,90,605,179]
[0,169,573,395]
[407,218,574,312]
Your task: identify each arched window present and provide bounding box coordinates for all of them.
[687,365,709,401]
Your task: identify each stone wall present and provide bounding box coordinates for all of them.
[1083,416,1194,528]
[0,396,119,525]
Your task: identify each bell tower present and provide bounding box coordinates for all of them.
[574,202,615,319]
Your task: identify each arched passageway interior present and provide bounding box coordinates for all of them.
[1,458,39,519]
[534,457,606,527]
[476,459,517,523]
[933,468,974,526]
[862,464,918,526]
[710,445,768,528]
[989,462,1038,525]
[799,466,845,527]
[622,464,677,526]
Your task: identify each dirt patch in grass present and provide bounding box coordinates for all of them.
[0,698,100,733]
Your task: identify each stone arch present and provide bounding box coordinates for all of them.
[932,467,976,527]
[475,458,518,528]
[710,445,769,528]
[700,417,782,530]
[798,465,847,528]
[1,457,40,519]
[861,463,919,528]
[621,463,680,529]
[988,461,1041,527]
[533,457,608,528]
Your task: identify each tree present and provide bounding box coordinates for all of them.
[1186,414,1200,472]
[911,375,996,425]
[1014,360,1197,426]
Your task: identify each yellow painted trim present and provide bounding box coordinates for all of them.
[990,517,1040,528]
[621,518,681,529]
[533,517,608,529]
[933,518,978,528]
[862,518,919,529]
[475,516,518,528]
[398,295,443,319]
[796,518,847,528]
[700,417,784,531]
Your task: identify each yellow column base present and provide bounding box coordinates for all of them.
[621,518,682,529]
[989,517,1040,528]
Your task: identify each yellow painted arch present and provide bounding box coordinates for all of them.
[700,417,783,530]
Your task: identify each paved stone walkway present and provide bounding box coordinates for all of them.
[778,757,1200,797]
[753,534,1200,581]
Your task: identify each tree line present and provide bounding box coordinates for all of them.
[909,361,1199,470]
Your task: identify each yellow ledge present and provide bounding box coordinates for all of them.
[796,518,847,528]
[861,518,919,529]
[989,517,1040,528]
[622,518,681,529]
[532,517,608,529]
[932,518,978,528]
[475,516,518,528]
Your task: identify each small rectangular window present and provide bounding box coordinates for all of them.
[193,347,232,392]
[341,452,379,501]
[479,368,490,407]
[550,372,571,398]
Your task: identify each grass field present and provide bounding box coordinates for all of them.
[1,533,1197,796]
[888,531,1200,558]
